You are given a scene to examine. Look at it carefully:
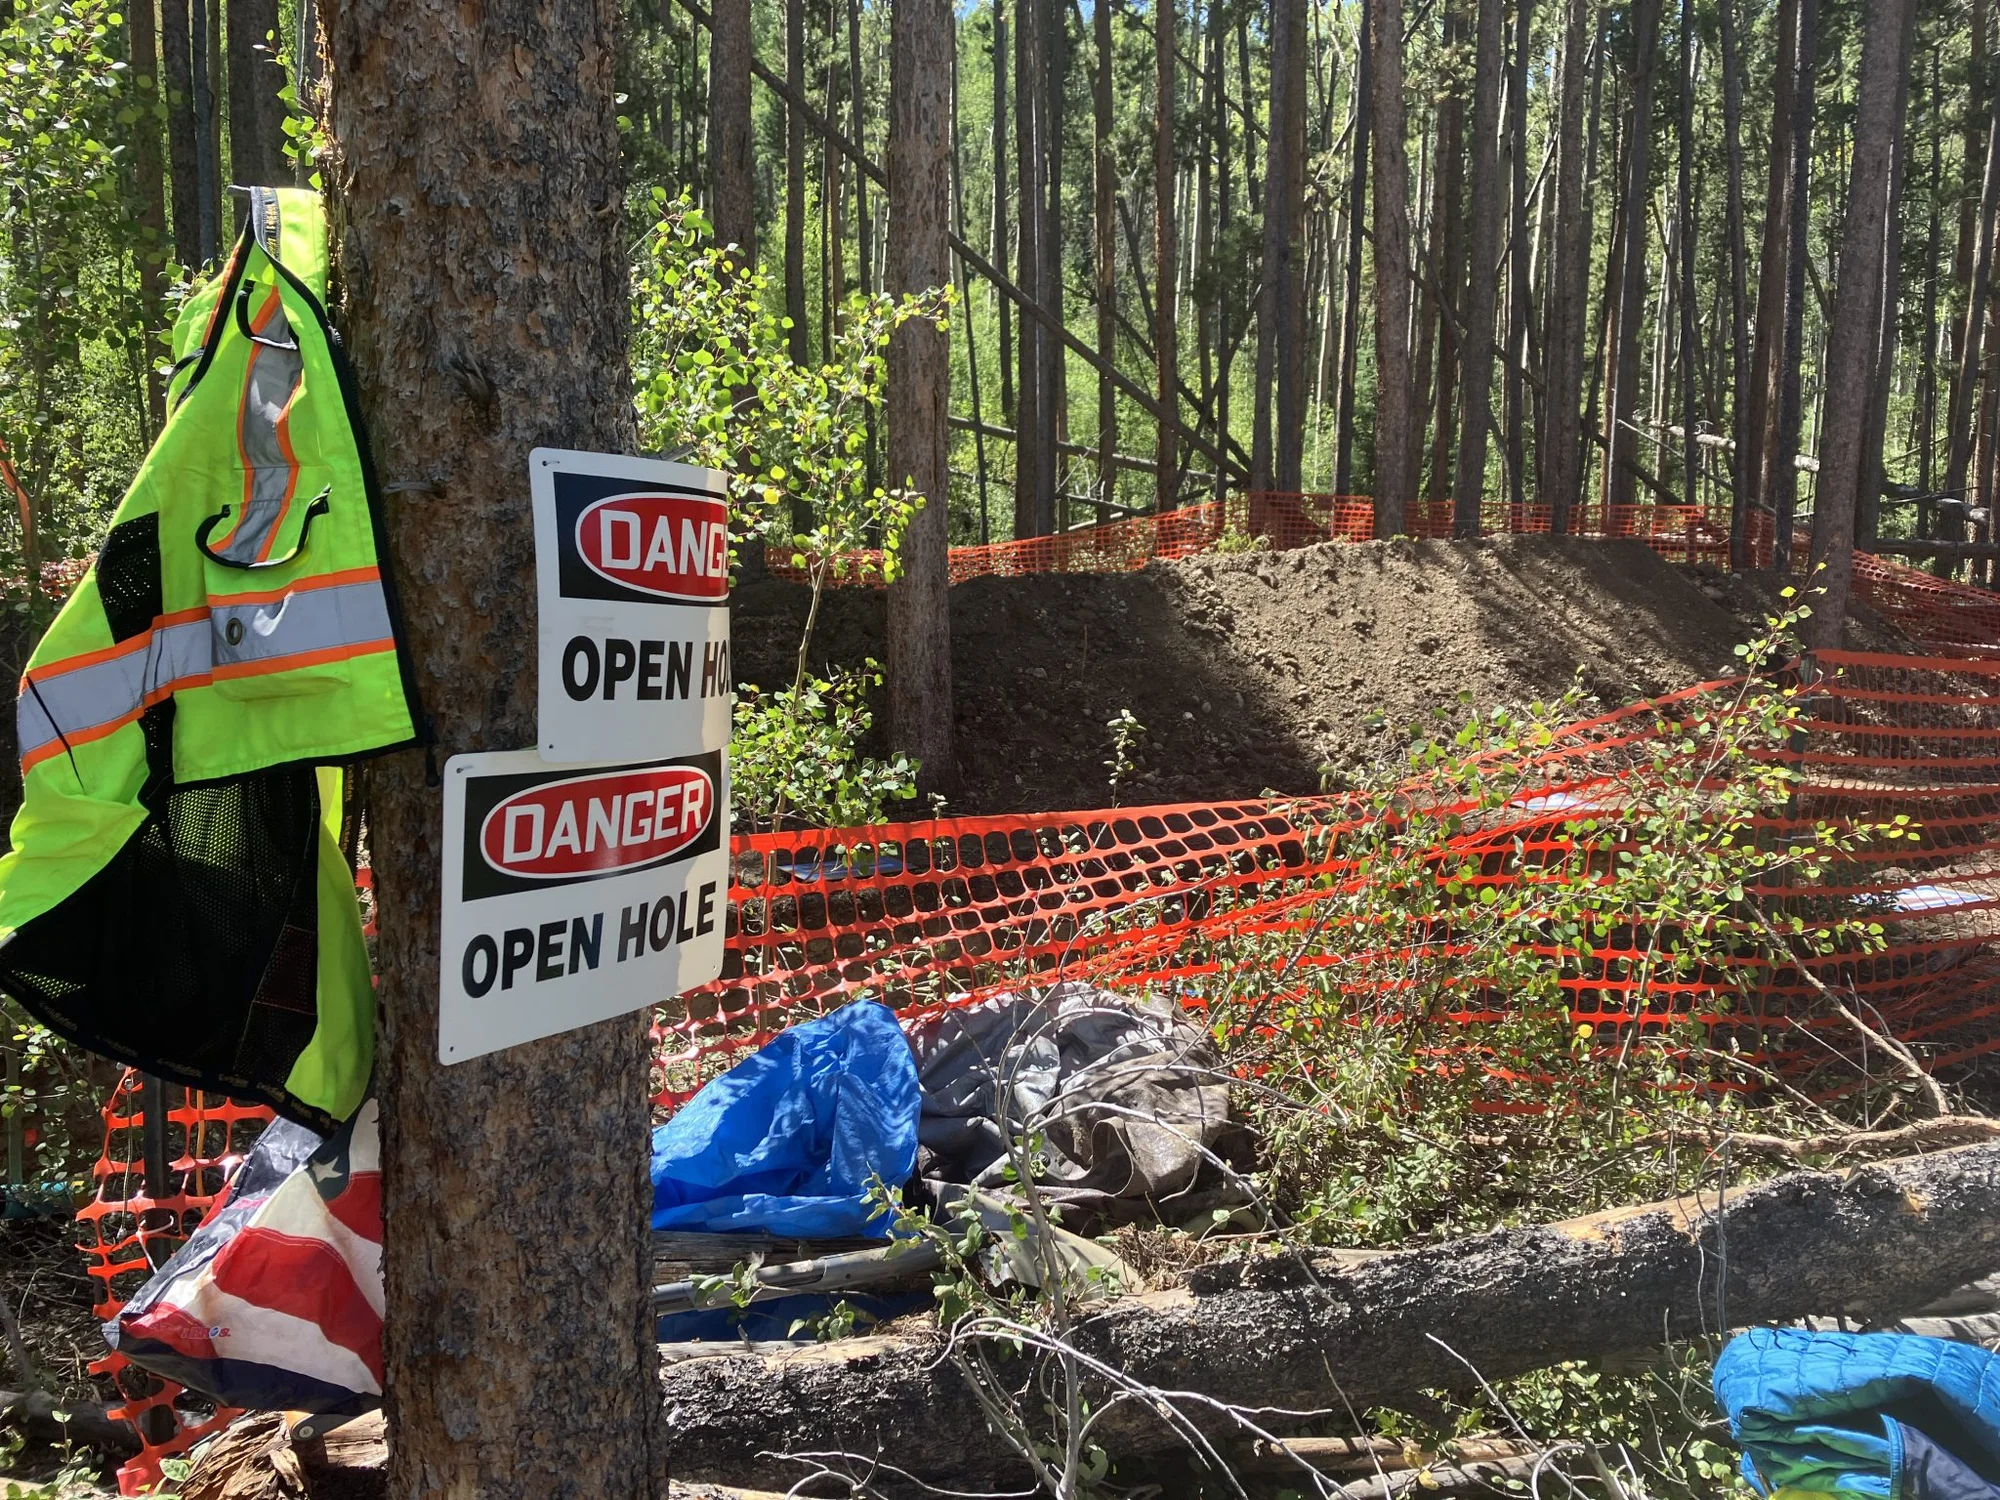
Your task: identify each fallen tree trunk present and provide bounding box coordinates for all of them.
[662,1144,2000,1490]
[0,1388,142,1458]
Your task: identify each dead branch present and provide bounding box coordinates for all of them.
[0,1388,142,1458]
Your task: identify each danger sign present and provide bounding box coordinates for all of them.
[532,448,732,765]
[437,748,729,1064]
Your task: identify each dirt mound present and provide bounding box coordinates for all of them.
[731,535,1905,817]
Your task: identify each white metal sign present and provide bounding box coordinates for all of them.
[437,748,730,1064]
[532,447,732,765]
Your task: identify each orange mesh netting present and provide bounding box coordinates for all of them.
[74,1073,270,1494]
[765,493,1731,586]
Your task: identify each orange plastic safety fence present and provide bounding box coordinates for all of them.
[653,647,2000,1107]
[763,492,1733,587]
[74,1071,272,1495]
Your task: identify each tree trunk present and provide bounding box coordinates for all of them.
[226,0,288,191]
[323,0,665,1493]
[1855,19,1915,554]
[1805,0,1915,648]
[1333,0,1370,499]
[1748,0,1799,523]
[662,1145,2000,1491]
[1770,0,1819,572]
[130,0,169,435]
[1673,0,1700,510]
[707,0,755,259]
[1502,0,1532,520]
[1540,0,1591,534]
[193,0,222,261]
[1093,0,1116,507]
[161,0,200,270]
[1040,0,1066,525]
[994,1,1014,425]
[785,0,808,363]
[1719,0,1751,567]
[1014,0,1045,536]
[1602,0,1662,516]
[1450,0,1505,538]
[1252,0,1304,496]
[887,0,956,802]
[1947,64,2000,502]
[1425,3,1466,510]
[1367,0,1414,536]
[1154,0,1180,511]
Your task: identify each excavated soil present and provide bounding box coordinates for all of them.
[732,535,1908,817]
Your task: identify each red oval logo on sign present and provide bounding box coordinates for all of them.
[574,493,729,601]
[479,765,715,880]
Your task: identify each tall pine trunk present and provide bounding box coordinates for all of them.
[887,0,956,799]
[323,0,666,1490]
[785,0,808,362]
[993,2,1014,424]
[1769,0,1819,570]
[1673,0,1700,509]
[1094,0,1117,506]
[1450,0,1506,537]
[1540,0,1592,534]
[130,0,169,434]
[226,0,288,191]
[1367,0,1414,535]
[1718,0,1751,566]
[1155,0,1180,510]
[1748,0,1799,522]
[707,0,754,258]
[1808,0,1917,648]
[1333,0,1370,498]
[1253,0,1306,494]
[1602,0,1662,515]
[161,0,199,269]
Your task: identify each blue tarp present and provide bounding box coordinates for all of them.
[1715,1328,2000,1500]
[649,1000,921,1237]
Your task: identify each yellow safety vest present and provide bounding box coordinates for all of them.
[0,188,420,1129]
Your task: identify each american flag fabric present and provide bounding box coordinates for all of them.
[107,1099,382,1416]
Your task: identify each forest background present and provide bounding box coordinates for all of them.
[4,0,1991,599]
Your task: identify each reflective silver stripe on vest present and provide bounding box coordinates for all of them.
[17,617,211,766]
[213,286,303,566]
[248,186,283,258]
[211,578,393,673]
[18,578,394,770]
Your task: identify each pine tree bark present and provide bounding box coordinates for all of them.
[1450,0,1505,537]
[785,0,808,363]
[993,2,1014,425]
[1947,65,2000,503]
[1673,0,1700,510]
[226,0,288,191]
[1252,0,1306,495]
[1332,0,1370,499]
[191,0,221,261]
[1502,0,1532,519]
[1367,0,1414,536]
[707,0,755,259]
[1424,3,1466,509]
[1748,0,1798,524]
[1014,0,1055,536]
[1154,0,1180,512]
[1855,21,1915,553]
[130,0,169,435]
[1718,0,1751,567]
[1093,0,1117,506]
[1540,0,1591,534]
[322,0,665,1493]
[1808,0,1916,649]
[160,0,199,269]
[887,0,956,801]
[1769,0,1819,571]
[1602,0,1662,516]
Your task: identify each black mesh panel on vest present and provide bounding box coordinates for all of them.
[0,764,331,1130]
[95,514,163,643]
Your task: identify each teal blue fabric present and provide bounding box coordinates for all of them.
[1715,1329,2000,1500]
[649,1000,920,1237]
